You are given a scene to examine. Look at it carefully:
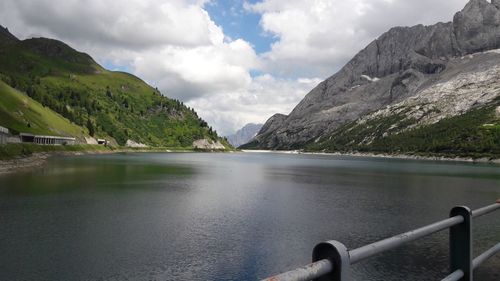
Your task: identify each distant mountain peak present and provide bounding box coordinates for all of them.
[226,123,263,148]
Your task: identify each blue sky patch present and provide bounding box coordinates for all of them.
[205,0,276,54]
[102,60,132,73]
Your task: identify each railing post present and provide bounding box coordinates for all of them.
[312,240,350,281]
[449,206,472,281]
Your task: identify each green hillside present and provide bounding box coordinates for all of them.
[0,80,88,138]
[0,27,226,148]
[308,99,500,158]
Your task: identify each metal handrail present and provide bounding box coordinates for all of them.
[349,215,463,263]
[472,243,500,269]
[262,200,500,281]
[442,243,500,281]
[263,259,333,281]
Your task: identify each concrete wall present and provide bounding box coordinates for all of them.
[0,133,6,145]
[0,133,21,145]
[0,126,10,144]
[7,136,21,143]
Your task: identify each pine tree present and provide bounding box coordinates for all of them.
[86,119,95,137]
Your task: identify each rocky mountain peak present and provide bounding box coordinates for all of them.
[0,25,19,43]
[453,0,500,54]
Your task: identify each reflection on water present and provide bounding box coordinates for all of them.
[0,152,499,281]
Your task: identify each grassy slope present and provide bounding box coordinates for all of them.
[0,143,111,160]
[0,34,225,148]
[309,100,500,158]
[0,80,87,138]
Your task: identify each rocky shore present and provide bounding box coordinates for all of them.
[302,151,500,164]
[0,153,51,175]
[0,147,230,176]
[242,149,500,164]
[0,149,135,175]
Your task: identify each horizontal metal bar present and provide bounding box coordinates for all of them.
[442,243,500,281]
[441,269,464,281]
[260,259,332,281]
[473,243,500,269]
[349,216,464,264]
[471,202,500,218]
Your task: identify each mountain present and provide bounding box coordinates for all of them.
[226,123,263,147]
[309,55,500,157]
[245,0,500,158]
[0,27,227,148]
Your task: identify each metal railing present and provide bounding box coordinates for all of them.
[262,200,500,281]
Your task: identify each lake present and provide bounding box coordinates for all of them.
[0,152,499,281]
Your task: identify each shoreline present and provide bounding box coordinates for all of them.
[242,150,500,164]
[2,148,499,176]
[303,151,500,164]
[0,152,51,175]
[0,149,120,175]
[0,147,231,176]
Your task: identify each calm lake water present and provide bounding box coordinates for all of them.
[0,152,499,281]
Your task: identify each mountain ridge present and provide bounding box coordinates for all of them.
[245,0,500,154]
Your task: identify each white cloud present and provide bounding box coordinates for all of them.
[246,0,469,77]
[187,75,322,136]
[0,0,218,49]
[133,38,259,100]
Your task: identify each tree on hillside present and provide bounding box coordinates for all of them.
[86,118,95,137]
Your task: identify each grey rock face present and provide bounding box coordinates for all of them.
[337,51,500,146]
[252,0,500,149]
[192,139,225,150]
[242,114,287,148]
[226,123,263,147]
[454,0,500,54]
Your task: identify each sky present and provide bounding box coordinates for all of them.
[0,0,470,136]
